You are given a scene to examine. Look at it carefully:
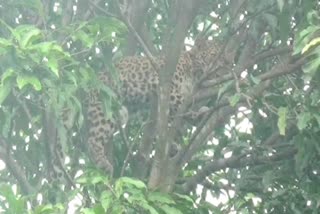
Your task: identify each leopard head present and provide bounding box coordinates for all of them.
[189,37,222,77]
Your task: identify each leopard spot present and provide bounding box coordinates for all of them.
[132,82,138,88]
[92,121,100,127]
[100,118,107,125]
[89,129,96,135]
[110,123,114,129]
[142,62,149,70]
[152,83,157,89]
[89,113,98,121]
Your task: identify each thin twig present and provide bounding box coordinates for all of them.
[182,146,297,193]
[88,0,119,18]
[120,120,148,176]
[0,137,35,195]
[113,0,159,70]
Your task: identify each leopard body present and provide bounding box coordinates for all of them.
[86,39,222,174]
[47,38,222,183]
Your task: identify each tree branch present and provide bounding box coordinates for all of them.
[112,0,156,64]
[194,53,305,104]
[0,137,35,195]
[182,147,297,193]
[148,0,202,191]
[121,0,154,55]
[201,46,292,88]
[179,107,236,167]
[133,98,158,179]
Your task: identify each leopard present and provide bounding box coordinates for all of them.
[46,37,223,184]
[86,37,223,176]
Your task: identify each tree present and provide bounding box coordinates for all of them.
[0,0,319,213]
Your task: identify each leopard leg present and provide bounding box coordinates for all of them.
[48,137,66,184]
[87,101,116,175]
[46,109,74,186]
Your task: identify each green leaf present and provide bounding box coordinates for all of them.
[76,170,108,185]
[310,90,320,106]
[115,177,146,198]
[73,30,95,48]
[100,191,113,211]
[297,112,313,130]
[0,184,25,213]
[71,96,84,127]
[229,93,241,107]
[33,204,54,214]
[29,41,64,55]
[47,57,59,77]
[100,84,117,99]
[0,38,13,55]
[0,37,12,46]
[92,175,106,185]
[1,68,15,83]
[21,28,42,48]
[148,192,175,205]
[314,114,320,127]
[0,81,12,105]
[33,203,64,214]
[103,98,113,121]
[272,189,287,198]
[139,202,159,214]
[293,26,320,55]
[75,176,88,184]
[302,37,320,54]
[16,75,42,91]
[250,74,261,85]
[277,107,287,135]
[27,41,71,77]
[302,55,320,77]
[82,208,96,214]
[13,25,42,48]
[307,10,319,26]
[79,67,91,84]
[217,81,233,101]
[93,204,106,214]
[118,177,147,189]
[115,177,147,191]
[159,205,183,214]
[174,193,194,204]
[109,202,125,213]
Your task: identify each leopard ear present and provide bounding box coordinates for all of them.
[193,35,208,50]
[189,33,209,59]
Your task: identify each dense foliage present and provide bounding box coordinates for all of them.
[0,0,319,213]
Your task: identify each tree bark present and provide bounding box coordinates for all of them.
[148,0,202,191]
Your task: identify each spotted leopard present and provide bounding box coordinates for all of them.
[86,38,222,175]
